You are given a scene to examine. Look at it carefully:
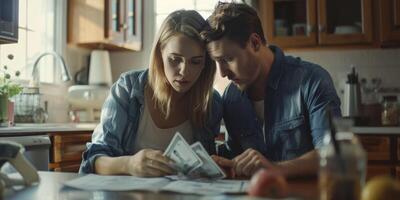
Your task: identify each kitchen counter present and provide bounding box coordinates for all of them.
[0,123,97,136]
[220,125,400,135]
[2,124,399,136]
[352,126,400,134]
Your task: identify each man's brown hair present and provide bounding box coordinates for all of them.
[201,2,266,47]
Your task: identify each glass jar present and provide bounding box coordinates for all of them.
[381,95,399,126]
[319,130,367,200]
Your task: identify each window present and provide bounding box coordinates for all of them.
[155,0,228,31]
[0,0,61,83]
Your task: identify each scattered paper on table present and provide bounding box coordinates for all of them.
[64,174,169,191]
[64,174,248,195]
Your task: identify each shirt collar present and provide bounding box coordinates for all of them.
[266,45,285,90]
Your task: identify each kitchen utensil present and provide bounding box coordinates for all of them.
[343,66,361,118]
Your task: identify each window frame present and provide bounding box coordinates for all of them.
[0,0,66,85]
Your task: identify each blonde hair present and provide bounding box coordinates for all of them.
[148,10,216,128]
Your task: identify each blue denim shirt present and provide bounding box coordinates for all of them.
[222,46,341,162]
[79,69,223,174]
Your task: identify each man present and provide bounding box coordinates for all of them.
[201,2,341,178]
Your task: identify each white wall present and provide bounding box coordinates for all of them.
[287,48,400,101]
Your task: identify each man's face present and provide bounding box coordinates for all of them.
[161,33,205,94]
[207,37,260,91]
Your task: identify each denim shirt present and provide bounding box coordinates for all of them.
[222,46,341,162]
[79,69,223,173]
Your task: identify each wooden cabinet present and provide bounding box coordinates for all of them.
[377,0,400,46]
[49,132,92,172]
[359,136,391,161]
[357,134,400,180]
[259,0,373,48]
[396,166,400,180]
[68,0,142,51]
[0,0,19,44]
[367,165,393,178]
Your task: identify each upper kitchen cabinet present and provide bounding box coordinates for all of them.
[68,0,143,51]
[259,0,317,47]
[259,0,373,48]
[0,0,19,44]
[377,0,400,46]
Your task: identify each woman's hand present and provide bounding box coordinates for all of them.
[125,149,176,177]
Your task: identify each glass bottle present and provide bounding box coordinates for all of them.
[319,119,367,200]
[381,95,399,126]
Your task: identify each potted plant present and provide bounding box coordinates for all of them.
[0,54,23,126]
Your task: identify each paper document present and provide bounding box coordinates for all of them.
[162,179,248,195]
[64,174,170,191]
[199,196,301,200]
[64,174,248,195]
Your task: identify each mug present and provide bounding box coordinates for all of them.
[292,23,307,36]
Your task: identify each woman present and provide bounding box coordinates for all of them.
[79,10,222,177]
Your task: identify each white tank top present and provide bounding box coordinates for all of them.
[133,103,194,154]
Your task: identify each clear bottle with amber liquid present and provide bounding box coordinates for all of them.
[319,119,367,200]
[381,95,399,126]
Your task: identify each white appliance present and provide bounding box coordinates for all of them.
[67,50,112,122]
[88,50,112,86]
[67,85,109,122]
[0,135,50,172]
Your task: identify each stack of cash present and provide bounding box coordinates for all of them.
[163,132,226,179]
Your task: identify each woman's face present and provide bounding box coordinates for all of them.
[161,33,205,94]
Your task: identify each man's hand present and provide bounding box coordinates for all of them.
[211,155,235,178]
[233,148,277,177]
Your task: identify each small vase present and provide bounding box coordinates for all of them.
[0,94,9,126]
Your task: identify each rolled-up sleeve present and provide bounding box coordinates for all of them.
[79,74,133,174]
[304,67,342,149]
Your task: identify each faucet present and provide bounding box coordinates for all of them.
[30,51,72,87]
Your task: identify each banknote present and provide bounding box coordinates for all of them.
[163,132,203,175]
[190,142,226,179]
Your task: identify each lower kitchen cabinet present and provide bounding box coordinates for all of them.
[48,132,92,172]
[366,165,393,178]
[357,134,400,180]
[396,166,400,180]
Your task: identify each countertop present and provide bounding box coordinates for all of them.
[0,123,97,136]
[220,125,400,135]
[1,124,400,136]
[352,126,400,134]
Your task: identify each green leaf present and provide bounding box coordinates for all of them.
[7,84,23,98]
